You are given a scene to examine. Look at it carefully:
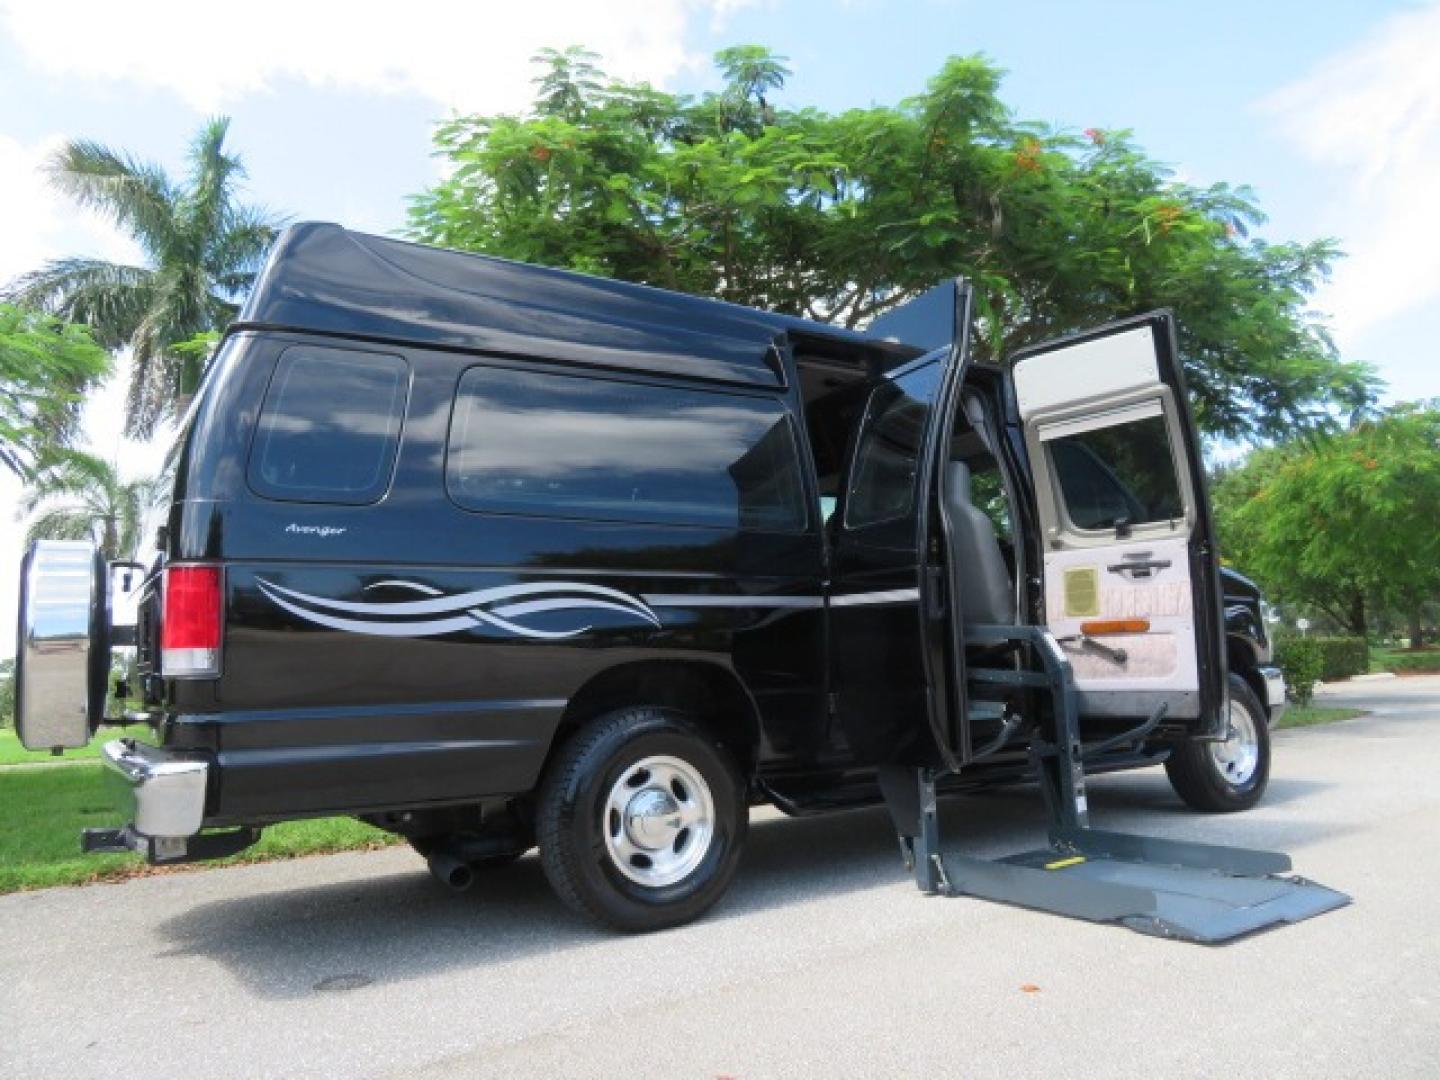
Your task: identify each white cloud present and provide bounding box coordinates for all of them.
[0,1,751,115]
[1261,2,1440,347]
[0,131,142,288]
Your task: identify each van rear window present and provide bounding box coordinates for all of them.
[248,346,408,505]
[447,366,808,532]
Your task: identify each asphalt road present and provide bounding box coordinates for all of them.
[3,677,1437,1079]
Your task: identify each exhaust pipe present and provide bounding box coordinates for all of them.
[427,851,475,892]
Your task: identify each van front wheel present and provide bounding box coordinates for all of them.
[537,707,747,931]
[1164,674,1271,812]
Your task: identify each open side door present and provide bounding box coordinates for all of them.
[1010,313,1227,737]
[826,280,973,770]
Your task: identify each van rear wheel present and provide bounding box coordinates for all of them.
[536,707,747,931]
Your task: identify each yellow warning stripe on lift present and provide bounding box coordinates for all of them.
[1044,856,1087,871]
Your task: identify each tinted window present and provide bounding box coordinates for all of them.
[1049,415,1184,530]
[845,363,940,528]
[447,367,808,531]
[249,346,408,505]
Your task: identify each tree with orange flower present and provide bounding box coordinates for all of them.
[1214,403,1440,642]
[412,46,1376,442]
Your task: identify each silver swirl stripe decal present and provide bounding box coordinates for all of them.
[256,578,662,640]
[257,579,920,640]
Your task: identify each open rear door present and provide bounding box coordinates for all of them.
[1010,313,1226,737]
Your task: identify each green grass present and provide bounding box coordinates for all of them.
[1370,647,1404,673]
[0,724,151,766]
[0,761,401,893]
[1371,646,1440,674]
[1276,705,1364,730]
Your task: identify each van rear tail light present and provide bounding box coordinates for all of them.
[160,565,222,678]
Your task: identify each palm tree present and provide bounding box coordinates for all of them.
[2,117,284,437]
[22,451,165,561]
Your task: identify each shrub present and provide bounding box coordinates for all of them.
[1310,636,1370,681]
[1274,637,1323,706]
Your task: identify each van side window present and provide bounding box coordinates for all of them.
[845,362,939,528]
[248,346,408,505]
[447,366,808,532]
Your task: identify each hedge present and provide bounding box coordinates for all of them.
[1309,636,1370,681]
[1274,637,1323,706]
[1386,651,1440,673]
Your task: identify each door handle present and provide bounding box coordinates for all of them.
[1107,558,1171,576]
[1057,634,1129,666]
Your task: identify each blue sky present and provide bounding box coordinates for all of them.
[2,0,1438,654]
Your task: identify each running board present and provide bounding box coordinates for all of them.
[877,766,1350,944]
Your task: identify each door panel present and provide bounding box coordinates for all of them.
[1010,314,1224,727]
[826,361,943,767]
[827,280,973,768]
[1042,533,1194,687]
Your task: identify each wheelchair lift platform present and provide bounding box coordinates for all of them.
[878,626,1350,944]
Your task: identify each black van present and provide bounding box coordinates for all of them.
[17,223,1329,939]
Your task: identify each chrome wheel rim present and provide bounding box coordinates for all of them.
[602,755,714,887]
[1208,700,1260,787]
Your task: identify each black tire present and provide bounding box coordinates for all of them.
[1164,674,1271,812]
[536,706,747,931]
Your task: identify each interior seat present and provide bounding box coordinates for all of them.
[943,461,1016,626]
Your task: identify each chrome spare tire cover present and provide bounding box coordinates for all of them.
[16,540,107,751]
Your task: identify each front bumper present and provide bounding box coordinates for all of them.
[84,739,209,862]
[1259,665,1287,727]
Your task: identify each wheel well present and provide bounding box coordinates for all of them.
[1226,635,1267,714]
[553,660,763,779]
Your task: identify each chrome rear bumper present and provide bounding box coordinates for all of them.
[88,739,209,861]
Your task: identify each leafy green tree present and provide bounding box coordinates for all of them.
[2,118,284,437]
[0,303,111,478]
[410,48,1375,441]
[1214,403,1440,641]
[22,451,165,561]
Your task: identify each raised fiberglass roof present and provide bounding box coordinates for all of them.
[234,223,924,389]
